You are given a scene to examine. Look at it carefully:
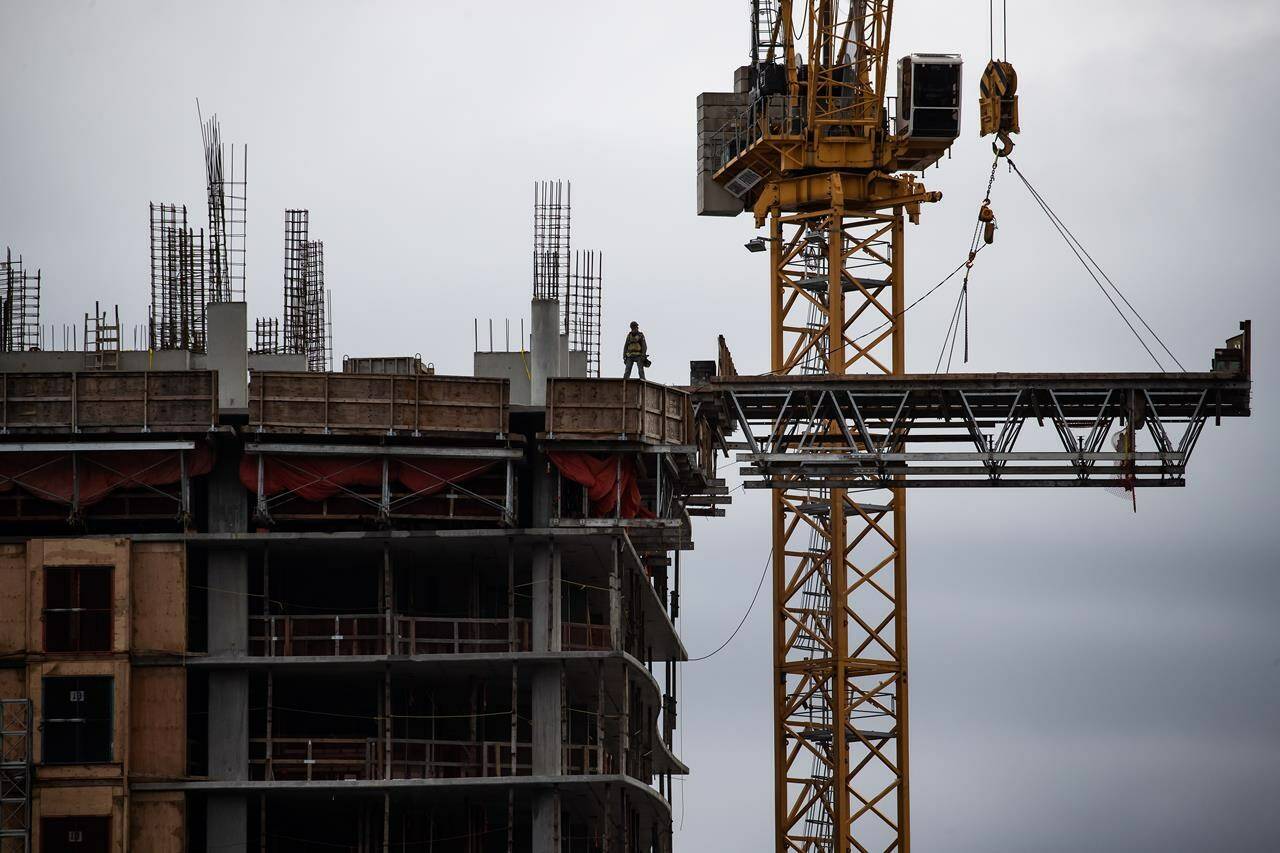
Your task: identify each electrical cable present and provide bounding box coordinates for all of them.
[685,543,773,662]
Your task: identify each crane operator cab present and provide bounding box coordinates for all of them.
[895,53,962,171]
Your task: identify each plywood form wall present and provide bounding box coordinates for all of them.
[26,539,131,653]
[129,792,185,853]
[0,544,25,655]
[129,667,186,779]
[130,542,187,654]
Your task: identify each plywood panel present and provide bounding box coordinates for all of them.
[29,659,128,771]
[34,539,129,653]
[0,667,24,700]
[250,371,509,435]
[0,543,25,654]
[128,667,185,779]
[129,792,184,853]
[130,543,186,653]
[35,784,117,815]
[0,371,215,434]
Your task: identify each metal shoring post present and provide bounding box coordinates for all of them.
[255,454,269,522]
[384,666,391,780]
[263,545,272,657]
[505,459,514,525]
[510,660,517,775]
[266,670,273,780]
[507,544,516,652]
[383,545,392,655]
[68,451,81,525]
[597,660,605,774]
[380,457,391,523]
[655,453,662,517]
[179,449,190,528]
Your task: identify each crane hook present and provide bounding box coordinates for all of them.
[992,130,1015,158]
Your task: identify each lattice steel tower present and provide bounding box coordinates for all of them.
[698,3,962,850]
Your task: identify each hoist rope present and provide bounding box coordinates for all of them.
[1007,158,1187,371]
[936,155,1001,372]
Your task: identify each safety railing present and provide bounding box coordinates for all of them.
[249,614,613,657]
[251,737,377,782]
[252,737,606,782]
[250,615,387,657]
[707,93,805,172]
[395,616,526,655]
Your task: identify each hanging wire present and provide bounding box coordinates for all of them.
[1007,158,1186,371]
[686,543,773,662]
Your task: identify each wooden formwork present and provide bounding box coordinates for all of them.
[0,371,217,434]
[250,372,509,436]
[545,379,692,444]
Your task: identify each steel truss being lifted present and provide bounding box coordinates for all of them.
[704,331,1252,489]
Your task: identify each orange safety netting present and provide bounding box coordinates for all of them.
[239,454,496,502]
[0,445,214,507]
[547,451,653,519]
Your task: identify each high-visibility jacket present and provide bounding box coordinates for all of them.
[624,331,647,359]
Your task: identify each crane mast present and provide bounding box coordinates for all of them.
[699,3,960,850]
[697,5,1252,853]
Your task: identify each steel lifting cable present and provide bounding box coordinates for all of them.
[1007,158,1186,371]
[936,155,1001,372]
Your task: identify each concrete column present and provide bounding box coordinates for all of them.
[206,435,249,850]
[206,302,249,421]
[530,298,560,407]
[532,789,561,853]
[530,543,561,653]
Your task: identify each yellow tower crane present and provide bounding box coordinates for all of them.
[699,4,958,849]
[695,2,1247,852]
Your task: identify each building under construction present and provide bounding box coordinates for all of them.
[0,4,1261,852]
[0,102,733,853]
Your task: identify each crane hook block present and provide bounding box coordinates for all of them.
[979,60,1020,141]
[979,204,997,244]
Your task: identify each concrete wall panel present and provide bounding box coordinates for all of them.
[130,542,187,653]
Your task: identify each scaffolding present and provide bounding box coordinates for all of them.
[282,209,309,356]
[567,250,603,377]
[0,699,31,853]
[1,249,39,354]
[149,204,207,351]
[201,112,247,303]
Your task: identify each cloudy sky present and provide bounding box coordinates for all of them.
[2,1,1277,850]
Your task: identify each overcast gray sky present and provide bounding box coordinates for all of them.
[2,1,1277,850]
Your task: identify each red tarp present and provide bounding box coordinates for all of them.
[240,454,496,502]
[0,445,214,507]
[548,451,653,519]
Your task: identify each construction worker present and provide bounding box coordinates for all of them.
[622,321,648,379]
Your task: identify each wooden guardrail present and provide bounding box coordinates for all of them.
[0,371,217,434]
[545,379,692,444]
[250,372,508,436]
